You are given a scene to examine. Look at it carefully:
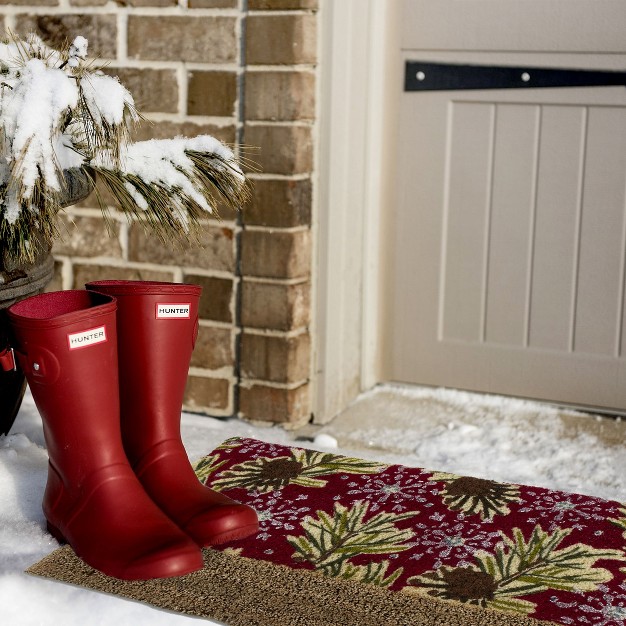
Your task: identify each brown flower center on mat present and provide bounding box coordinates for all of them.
[446,477,499,497]
[258,458,304,481]
[441,567,498,602]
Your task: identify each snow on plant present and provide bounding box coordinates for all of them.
[0,32,249,263]
[92,135,246,231]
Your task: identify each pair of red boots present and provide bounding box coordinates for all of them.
[4,280,258,579]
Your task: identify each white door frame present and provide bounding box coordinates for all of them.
[313,0,401,423]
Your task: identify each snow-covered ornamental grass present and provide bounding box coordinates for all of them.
[0,33,248,264]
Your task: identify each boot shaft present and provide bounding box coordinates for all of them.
[8,291,126,477]
[85,280,201,457]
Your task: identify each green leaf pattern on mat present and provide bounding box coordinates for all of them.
[287,500,415,587]
[404,525,626,615]
[608,504,626,539]
[193,438,244,482]
[608,504,626,575]
[193,453,228,484]
[332,560,406,588]
[214,437,245,451]
[210,449,387,494]
[428,472,522,519]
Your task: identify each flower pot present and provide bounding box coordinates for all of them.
[0,167,94,435]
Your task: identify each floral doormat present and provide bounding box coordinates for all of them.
[28,437,626,626]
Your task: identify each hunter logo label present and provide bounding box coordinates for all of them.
[67,326,107,350]
[156,303,191,319]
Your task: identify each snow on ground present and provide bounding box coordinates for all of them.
[1,385,624,625]
[315,385,626,501]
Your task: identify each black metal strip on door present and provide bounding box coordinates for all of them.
[405,61,626,92]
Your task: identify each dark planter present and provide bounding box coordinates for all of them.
[0,167,94,436]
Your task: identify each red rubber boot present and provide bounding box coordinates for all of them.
[85,280,259,546]
[8,290,204,579]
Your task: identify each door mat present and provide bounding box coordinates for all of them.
[28,437,626,626]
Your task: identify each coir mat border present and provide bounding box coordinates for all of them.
[28,545,554,626]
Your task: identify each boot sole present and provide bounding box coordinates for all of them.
[203,522,260,546]
[46,520,204,580]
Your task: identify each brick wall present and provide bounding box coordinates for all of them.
[1,0,317,427]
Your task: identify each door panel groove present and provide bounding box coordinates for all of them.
[523,106,543,348]
[436,101,456,342]
[568,106,588,353]
[615,182,626,357]
[480,104,498,344]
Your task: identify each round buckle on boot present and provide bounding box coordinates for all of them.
[27,347,60,384]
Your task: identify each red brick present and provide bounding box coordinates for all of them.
[103,68,178,114]
[191,325,234,371]
[72,264,174,289]
[53,214,122,258]
[241,229,311,279]
[240,332,310,383]
[2,0,57,5]
[243,178,311,227]
[123,0,176,6]
[244,125,313,175]
[129,223,236,273]
[184,274,233,323]
[249,0,317,7]
[184,376,231,413]
[239,382,310,425]
[132,121,236,145]
[16,14,117,59]
[245,71,315,121]
[69,0,107,5]
[188,0,236,8]
[187,71,237,117]
[128,16,236,63]
[241,280,309,330]
[246,14,317,65]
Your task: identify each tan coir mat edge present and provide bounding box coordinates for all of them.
[27,545,559,626]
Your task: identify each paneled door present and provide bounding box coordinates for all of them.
[384,0,626,411]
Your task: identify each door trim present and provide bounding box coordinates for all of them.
[313,0,400,423]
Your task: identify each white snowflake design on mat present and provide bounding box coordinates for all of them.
[344,466,437,513]
[550,582,626,625]
[214,438,291,462]
[519,491,614,532]
[249,492,311,541]
[408,517,503,570]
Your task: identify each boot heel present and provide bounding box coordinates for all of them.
[46,520,67,544]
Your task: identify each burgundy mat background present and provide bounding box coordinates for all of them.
[197,437,626,626]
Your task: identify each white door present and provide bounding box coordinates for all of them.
[384,0,626,412]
